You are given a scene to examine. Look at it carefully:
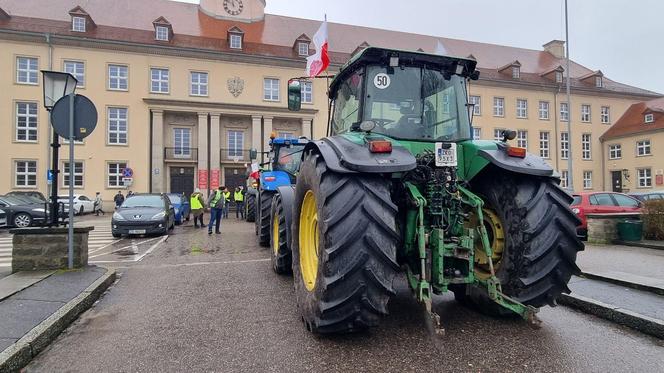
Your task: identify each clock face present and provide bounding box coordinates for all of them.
[223,0,244,16]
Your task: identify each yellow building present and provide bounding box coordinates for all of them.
[0,0,660,203]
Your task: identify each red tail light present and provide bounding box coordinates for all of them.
[507,146,526,158]
[264,176,276,182]
[369,140,393,153]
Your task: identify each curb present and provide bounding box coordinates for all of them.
[613,240,664,250]
[581,271,664,296]
[0,268,117,372]
[559,293,664,340]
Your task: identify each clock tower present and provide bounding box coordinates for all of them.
[199,0,266,23]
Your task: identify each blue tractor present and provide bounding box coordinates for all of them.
[247,136,308,252]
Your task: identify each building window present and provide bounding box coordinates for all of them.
[230,34,242,49]
[473,127,481,140]
[190,71,208,96]
[636,140,651,156]
[298,42,309,56]
[645,114,654,123]
[581,104,591,122]
[561,170,569,189]
[108,107,128,145]
[595,76,603,88]
[560,102,569,122]
[15,102,38,142]
[150,68,169,93]
[301,81,313,104]
[512,66,520,79]
[469,95,481,116]
[516,99,527,118]
[494,128,504,141]
[493,97,504,117]
[15,161,37,188]
[609,144,622,159]
[16,56,38,84]
[601,106,610,124]
[538,101,549,120]
[155,26,169,41]
[63,60,85,87]
[108,162,127,188]
[63,161,84,188]
[279,132,295,139]
[108,64,128,91]
[539,132,550,158]
[583,171,593,189]
[638,168,652,188]
[72,16,86,32]
[555,71,563,83]
[263,78,280,101]
[227,130,244,159]
[173,128,192,158]
[560,132,569,159]
[582,134,592,160]
[517,130,528,149]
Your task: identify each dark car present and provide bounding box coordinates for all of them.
[0,195,48,228]
[0,208,7,228]
[111,194,175,238]
[6,191,47,203]
[629,190,664,202]
[166,193,190,225]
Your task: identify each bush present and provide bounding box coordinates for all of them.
[643,200,664,240]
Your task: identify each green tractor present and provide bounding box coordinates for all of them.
[284,47,583,334]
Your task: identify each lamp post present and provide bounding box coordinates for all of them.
[41,71,78,227]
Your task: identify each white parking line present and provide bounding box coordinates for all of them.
[136,236,168,262]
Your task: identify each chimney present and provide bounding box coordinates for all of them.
[543,40,565,59]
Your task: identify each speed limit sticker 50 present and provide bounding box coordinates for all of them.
[373,73,391,89]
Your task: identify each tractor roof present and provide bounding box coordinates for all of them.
[330,47,479,94]
[271,137,309,146]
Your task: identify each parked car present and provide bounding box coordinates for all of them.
[6,191,47,203]
[571,192,643,238]
[166,193,190,225]
[0,208,7,228]
[0,195,48,228]
[58,195,95,215]
[111,194,175,238]
[629,190,664,202]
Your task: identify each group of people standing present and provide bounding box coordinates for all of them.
[189,186,245,235]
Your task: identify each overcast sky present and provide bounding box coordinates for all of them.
[179,0,663,94]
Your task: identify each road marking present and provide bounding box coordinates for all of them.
[121,258,271,270]
[136,236,168,262]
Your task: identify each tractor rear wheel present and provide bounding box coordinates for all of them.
[291,151,399,334]
[246,193,256,222]
[258,191,274,247]
[454,168,583,315]
[270,194,291,274]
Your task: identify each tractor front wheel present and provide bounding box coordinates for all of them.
[270,194,291,274]
[292,151,399,334]
[454,168,584,315]
[258,191,274,247]
[246,193,256,222]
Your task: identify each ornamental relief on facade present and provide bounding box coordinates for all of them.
[227,76,245,97]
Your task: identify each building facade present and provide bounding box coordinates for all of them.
[0,0,660,202]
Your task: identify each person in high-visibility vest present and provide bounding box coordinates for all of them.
[190,188,205,228]
[208,187,225,234]
[234,186,245,219]
[222,187,231,219]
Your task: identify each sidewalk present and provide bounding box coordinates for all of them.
[0,266,115,371]
[576,243,664,286]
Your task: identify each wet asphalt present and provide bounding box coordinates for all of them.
[26,218,664,373]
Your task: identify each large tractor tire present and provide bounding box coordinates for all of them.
[257,191,274,247]
[291,151,399,334]
[453,168,583,315]
[246,193,256,222]
[270,194,291,274]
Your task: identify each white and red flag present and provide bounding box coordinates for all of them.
[305,16,330,77]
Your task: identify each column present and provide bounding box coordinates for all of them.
[251,115,262,153]
[151,110,164,193]
[209,113,221,191]
[197,112,209,194]
[301,117,313,139]
[263,116,273,153]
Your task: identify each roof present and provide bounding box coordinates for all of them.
[0,0,660,97]
[601,97,664,141]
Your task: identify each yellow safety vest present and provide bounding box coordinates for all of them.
[223,192,231,201]
[190,194,203,210]
[234,191,244,202]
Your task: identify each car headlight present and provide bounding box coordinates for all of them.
[572,208,580,214]
[113,212,126,221]
[151,212,166,220]
[32,208,45,212]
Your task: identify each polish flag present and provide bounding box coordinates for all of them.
[306,16,330,77]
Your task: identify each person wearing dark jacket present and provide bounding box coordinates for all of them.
[113,191,125,210]
[207,187,225,235]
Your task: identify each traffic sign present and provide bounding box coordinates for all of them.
[51,94,98,141]
[122,167,134,178]
[47,170,54,185]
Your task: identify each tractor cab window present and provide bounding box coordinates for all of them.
[332,69,364,134]
[362,66,470,142]
[274,144,306,175]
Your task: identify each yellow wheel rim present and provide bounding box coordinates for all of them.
[472,208,505,280]
[299,190,319,292]
[272,211,280,256]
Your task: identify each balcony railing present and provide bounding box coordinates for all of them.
[164,147,198,162]
[220,149,253,163]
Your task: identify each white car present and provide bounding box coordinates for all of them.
[58,195,96,215]
[0,208,7,227]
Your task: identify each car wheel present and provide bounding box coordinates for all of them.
[79,206,84,215]
[112,232,121,238]
[13,213,32,228]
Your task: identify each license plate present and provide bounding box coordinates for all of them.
[435,142,457,167]
[129,229,146,234]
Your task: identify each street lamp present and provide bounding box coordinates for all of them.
[41,71,78,226]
